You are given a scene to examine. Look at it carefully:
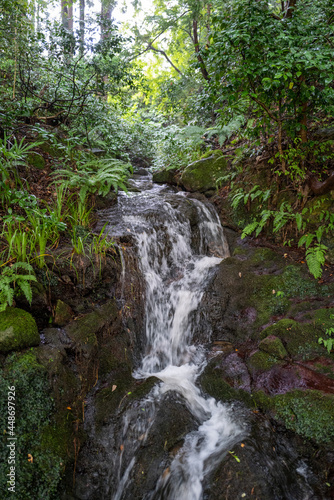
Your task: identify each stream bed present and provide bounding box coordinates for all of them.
[72,174,326,500]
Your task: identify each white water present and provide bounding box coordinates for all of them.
[111,183,245,500]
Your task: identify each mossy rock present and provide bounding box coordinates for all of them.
[65,300,117,349]
[27,151,46,169]
[200,149,223,160]
[0,307,39,353]
[259,335,288,359]
[54,299,73,327]
[200,359,253,407]
[260,319,323,360]
[253,389,334,444]
[152,168,177,184]
[247,350,282,372]
[181,155,228,192]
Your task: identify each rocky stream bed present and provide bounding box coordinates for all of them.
[1,168,334,499]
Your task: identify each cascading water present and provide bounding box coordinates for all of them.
[105,177,246,500]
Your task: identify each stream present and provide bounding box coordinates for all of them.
[74,173,322,500]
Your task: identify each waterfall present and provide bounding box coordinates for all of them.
[108,180,245,500]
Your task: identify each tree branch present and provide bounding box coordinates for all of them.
[149,45,183,74]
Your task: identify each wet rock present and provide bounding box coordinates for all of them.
[117,392,198,500]
[0,307,40,352]
[206,414,328,500]
[152,168,178,185]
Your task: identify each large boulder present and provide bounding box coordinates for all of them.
[181,151,227,193]
[0,307,39,352]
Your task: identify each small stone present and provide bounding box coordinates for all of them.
[54,300,73,327]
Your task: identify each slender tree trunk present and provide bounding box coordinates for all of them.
[68,3,73,33]
[61,0,73,32]
[300,102,308,143]
[193,19,210,81]
[80,0,85,54]
[61,0,69,30]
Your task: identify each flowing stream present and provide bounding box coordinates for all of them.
[106,176,246,500]
[77,173,321,500]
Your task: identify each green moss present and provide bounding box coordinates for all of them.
[249,248,280,264]
[254,389,334,444]
[27,151,46,169]
[0,307,39,353]
[312,308,334,331]
[247,350,281,372]
[259,335,288,359]
[65,301,117,348]
[0,351,63,499]
[40,414,72,459]
[232,246,249,257]
[181,155,227,192]
[200,149,223,159]
[260,319,326,360]
[200,361,253,407]
[54,300,73,327]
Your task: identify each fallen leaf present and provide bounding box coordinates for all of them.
[112,385,117,392]
[238,272,242,278]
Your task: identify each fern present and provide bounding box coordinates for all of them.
[53,157,133,202]
[0,262,37,312]
[305,244,328,280]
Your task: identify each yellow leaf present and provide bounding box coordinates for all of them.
[28,454,33,463]
[289,82,294,89]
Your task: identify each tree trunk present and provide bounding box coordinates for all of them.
[80,0,85,54]
[300,101,308,143]
[285,0,297,19]
[61,0,69,30]
[61,0,73,32]
[101,1,114,40]
[193,19,210,81]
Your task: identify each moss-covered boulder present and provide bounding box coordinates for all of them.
[152,168,178,184]
[247,350,282,373]
[254,389,334,445]
[27,151,46,170]
[0,307,39,353]
[260,319,324,360]
[259,335,288,359]
[181,154,227,193]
